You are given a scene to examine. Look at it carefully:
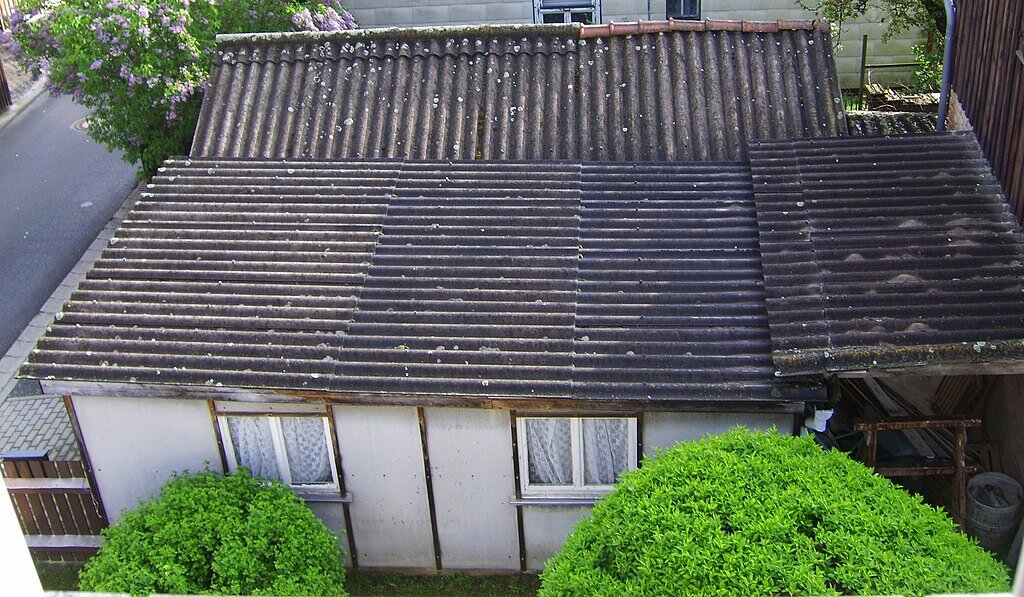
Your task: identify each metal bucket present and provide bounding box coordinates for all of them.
[965,472,1023,552]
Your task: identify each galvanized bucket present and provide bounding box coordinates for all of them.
[965,472,1023,552]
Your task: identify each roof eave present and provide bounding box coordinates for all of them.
[36,379,811,414]
[773,338,1024,378]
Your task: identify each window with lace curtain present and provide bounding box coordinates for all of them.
[518,416,637,496]
[217,415,338,489]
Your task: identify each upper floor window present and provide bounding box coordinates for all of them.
[218,415,339,490]
[535,0,599,25]
[667,0,700,20]
[518,416,637,496]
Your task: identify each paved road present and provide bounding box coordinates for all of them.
[0,93,137,355]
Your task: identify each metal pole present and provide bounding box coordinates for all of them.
[858,34,868,110]
[936,0,956,132]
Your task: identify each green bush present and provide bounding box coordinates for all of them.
[2,0,355,175]
[540,428,1010,597]
[79,470,347,596]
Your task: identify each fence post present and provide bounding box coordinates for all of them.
[0,50,13,115]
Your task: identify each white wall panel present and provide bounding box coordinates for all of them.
[424,408,519,569]
[72,395,222,523]
[522,506,591,570]
[333,405,435,568]
[643,411,795,458]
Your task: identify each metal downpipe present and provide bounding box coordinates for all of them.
[937,0,956,132]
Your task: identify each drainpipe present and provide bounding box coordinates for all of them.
[936,0,956,132]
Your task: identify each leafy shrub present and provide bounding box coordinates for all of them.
[79,470,347,596]
[540,428,1010,597]
[2,0,355,175]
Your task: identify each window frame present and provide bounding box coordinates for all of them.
[667,0,700,20]
[534,0,600,25]
[217,414,340,491]
[517,416,637,497]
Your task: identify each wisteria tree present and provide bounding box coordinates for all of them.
[2,0,356,174]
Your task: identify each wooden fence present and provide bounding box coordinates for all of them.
[0,0,19,30]
[951,0,1024,224]
[3,456,107,561]
[0,50,11,115]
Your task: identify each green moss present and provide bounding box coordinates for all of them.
[540,428,1010,597]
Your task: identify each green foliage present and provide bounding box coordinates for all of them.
[79,470,347,596]
[912,39,944,92]
[796,0,945,91]
[540,428,1010,597]
[3,0,355,176]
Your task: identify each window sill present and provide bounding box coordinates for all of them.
[511,495,603,507]
[295,489,352,504]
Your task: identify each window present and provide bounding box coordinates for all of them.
[667,0,700,20]
[535,0,599,25]
[218,415,338,489]
[518,417,637,496]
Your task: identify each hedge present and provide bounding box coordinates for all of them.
[540,428,1010,597]
[79,470,347,596]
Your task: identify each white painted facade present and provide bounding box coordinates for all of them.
[71,395,796,571]
[341,0,925,86]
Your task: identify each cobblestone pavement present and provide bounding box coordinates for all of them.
[0,393,79,460]
[0,46,41,104]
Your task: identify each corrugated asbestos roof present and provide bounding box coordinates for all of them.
[750,132,1024,376]
[192,21,844,162]
[22,158,820,406]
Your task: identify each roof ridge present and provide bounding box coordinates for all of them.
[215,23,580,48]
[214,19,826,49]
[580,19,826,38]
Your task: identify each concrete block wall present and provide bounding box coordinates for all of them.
[341,0,924,87]
[702,2,925,88]
[342,0,532,27]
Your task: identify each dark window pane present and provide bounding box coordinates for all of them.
[541,0,593,8]
[543,12,565,23]
[668,0,700,19]
[570,11,594,24]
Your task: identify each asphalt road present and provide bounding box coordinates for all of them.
[0,93,137,355]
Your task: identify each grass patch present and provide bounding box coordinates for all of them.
[34,561,540,596]
[35,561,83,591]
[346,571,540,596]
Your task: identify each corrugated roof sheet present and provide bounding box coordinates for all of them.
[192,22,844,162]
[574,163,817,401]
[22,158,819,406]
[750,132,1024,376]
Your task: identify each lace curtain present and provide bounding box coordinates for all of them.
[227,417,281,481]
[280,417,332,484]
[525,418,573,484]
[227,416,332,485]
[582,418,628,485]
[524,418,629,486]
